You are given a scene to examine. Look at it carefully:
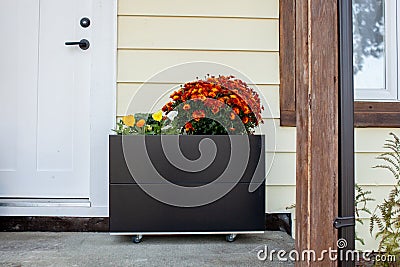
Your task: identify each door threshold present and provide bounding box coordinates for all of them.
[0,198,91,207]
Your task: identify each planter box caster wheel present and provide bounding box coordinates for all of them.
[132,235,143,243]
[225,234,237,242]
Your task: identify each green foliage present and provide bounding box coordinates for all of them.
[113,120,133,135]
[355,184,374,246]
[369,133,400,265]
[166,100,251,135]
[113,113,179,135]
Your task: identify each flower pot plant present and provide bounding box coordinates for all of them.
[109,75,265,243]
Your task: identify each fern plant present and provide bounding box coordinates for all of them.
[370,133,400,265]
[355,184,374,246]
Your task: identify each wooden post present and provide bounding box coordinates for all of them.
[295,0,339,266]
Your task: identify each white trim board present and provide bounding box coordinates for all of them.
[0,206,107,217]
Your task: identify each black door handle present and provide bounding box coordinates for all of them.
[65,39,90,50]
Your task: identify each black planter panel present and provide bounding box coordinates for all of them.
[109,183,265,232]
[109,135,266,233]
[109,135,265,186]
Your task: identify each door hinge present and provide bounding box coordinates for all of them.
[333,216,355,229]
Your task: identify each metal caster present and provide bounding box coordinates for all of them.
[225,234,237,242]
[132,235,143,243]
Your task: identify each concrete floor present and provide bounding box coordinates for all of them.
[0,231,294,267]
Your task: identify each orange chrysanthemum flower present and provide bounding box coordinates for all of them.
[162,75,264,134]
[211,106,220,114]
[184,122,194,132]
[243,105,251,115]
[208,92,217,98]
[192,110,206,121]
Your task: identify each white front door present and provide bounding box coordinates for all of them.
[0,0,114,204]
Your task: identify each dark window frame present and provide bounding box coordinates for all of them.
[279,0,400,128]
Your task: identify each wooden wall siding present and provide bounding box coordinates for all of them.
[279,1,400,128]
[295,0,339,265]
[354,102,400,128]
[279,0,296,127]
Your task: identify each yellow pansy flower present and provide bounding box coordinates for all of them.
[152,110,163,122]
[122,115,135,127]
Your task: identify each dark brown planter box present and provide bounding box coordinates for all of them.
[109,135,265,234]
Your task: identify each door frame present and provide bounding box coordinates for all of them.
[0,0,117,217]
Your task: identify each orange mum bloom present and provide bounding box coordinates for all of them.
[185,122,194,132]
[243,105,251,114]
[204,98,215,108]
[208,92,217,98]
[163,76,264,134]
[211,106,220,114]
[232,98,240,105]
[197,94,206,101]
[192,110,206,121]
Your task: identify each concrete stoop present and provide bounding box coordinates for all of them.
[0,232,294,267]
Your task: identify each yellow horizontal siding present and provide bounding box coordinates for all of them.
[118,17,278,51]
[355,128,400,152]
[117,50,280,84]
[118,0,279,18]
[266,185,296,213]
[356,153,399,185]
[356,219,379,250]
[266,152,296,185]
[258,120,296,152]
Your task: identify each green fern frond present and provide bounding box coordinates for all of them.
[370,133,400,260]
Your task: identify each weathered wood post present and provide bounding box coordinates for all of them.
[295,0,340,266]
